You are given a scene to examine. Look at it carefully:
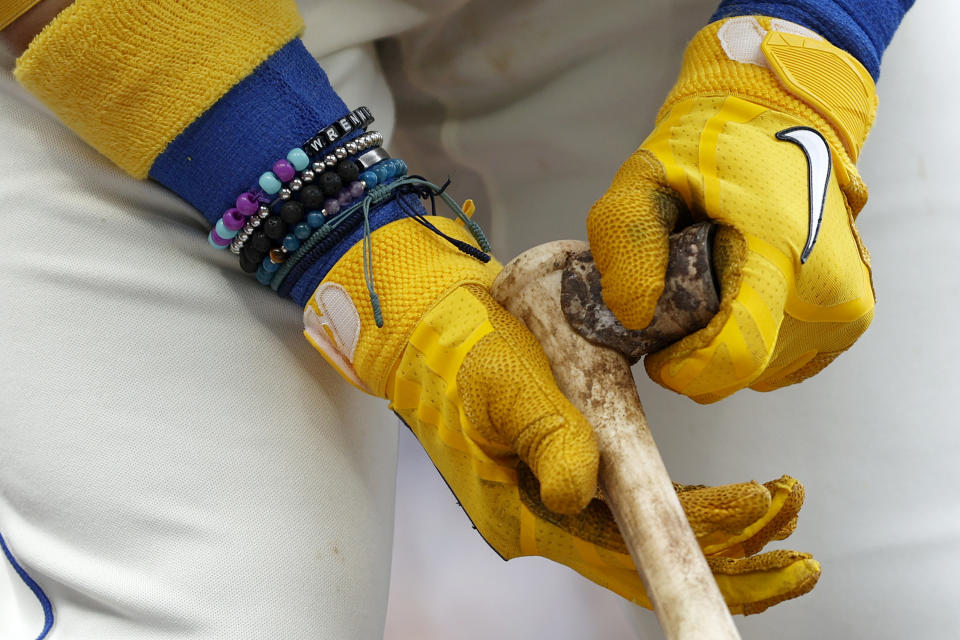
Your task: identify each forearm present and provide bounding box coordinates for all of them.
[711,0,915,78]
[8,0,406,304]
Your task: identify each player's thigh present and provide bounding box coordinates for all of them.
[0,49,398,639]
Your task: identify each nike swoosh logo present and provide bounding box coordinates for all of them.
[776,127,832,263]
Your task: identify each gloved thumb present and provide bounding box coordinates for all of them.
[457,285,599,515]
[587,149,684,330]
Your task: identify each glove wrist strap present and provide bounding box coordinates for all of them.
[661,17,877,166]
[760,29,876,161]
[305,216,500,397]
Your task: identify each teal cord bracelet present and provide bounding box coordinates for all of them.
[271,176,492,326]
[268,185,397,291]
[361,195,382,326]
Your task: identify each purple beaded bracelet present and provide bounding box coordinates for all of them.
[206,130,383,253]
[228,133,384,255]
[205,106,375,251]
[240,149,394,274]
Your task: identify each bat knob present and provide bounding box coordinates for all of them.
[561,222,719,362]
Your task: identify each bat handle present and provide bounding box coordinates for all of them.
[492,238,740,640]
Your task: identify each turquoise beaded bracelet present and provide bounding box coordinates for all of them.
[255,157,408,286]
[206,131,384,257]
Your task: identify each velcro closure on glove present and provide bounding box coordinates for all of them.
[761,31,876,160]
[304,282,372,394]
[662,17,877,168]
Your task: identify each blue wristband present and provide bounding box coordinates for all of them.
[149,38,355,226]
[148,37,413,303]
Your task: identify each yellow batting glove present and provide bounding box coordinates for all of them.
[514,470,820,614]
[304,205,599,516]
[304,195,818,611]
[588,16,877,403]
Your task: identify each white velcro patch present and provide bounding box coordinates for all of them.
[311,283,362,360]
[303,283,369,392]
[717,17,823,69]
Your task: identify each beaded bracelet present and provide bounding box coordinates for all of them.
[241,155,403,274]
[207,131,383,252]
[206,106,376,250]
[235,150,394,271]
[251,157,408,280]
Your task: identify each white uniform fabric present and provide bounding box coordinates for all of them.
[2,1,959,639]
[0,40,401,640]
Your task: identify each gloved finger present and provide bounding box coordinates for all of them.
[514,466,818,611]
[521,466,804,563]
[554,546,819,614]
[674,481,771,540]
[752,350,841,391]
[587,149,685,330]
[708,550,821,615]
[694,476,806,559]
[644,225,787,403]
[749,307,873,392]
[457,284,599,515]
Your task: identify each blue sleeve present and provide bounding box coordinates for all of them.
[710,0,915,79]
[148,38,406,306]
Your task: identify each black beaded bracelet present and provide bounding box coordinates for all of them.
[236,149,397,275]
[239,157,366,267]
[229,132,384,256]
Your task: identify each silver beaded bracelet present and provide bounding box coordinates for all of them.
[229,131,385,254]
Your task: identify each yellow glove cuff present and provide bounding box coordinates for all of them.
[13,0,303,178]
[663,17,877,167]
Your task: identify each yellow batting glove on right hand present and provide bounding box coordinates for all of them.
[588,17,877,403]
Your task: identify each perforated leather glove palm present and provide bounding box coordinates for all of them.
[588,17,877,403]
[305,197,819,612]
